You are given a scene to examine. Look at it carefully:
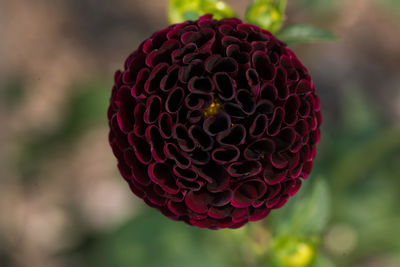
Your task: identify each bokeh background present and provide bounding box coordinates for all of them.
[1,0,400,266]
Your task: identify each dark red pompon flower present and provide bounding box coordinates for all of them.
[108,15,321,229]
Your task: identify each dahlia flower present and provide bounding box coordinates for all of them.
[108,15,321,229]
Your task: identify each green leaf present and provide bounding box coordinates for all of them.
[245,0,287,33]
[277,24,336,45]
[168,0,235,24]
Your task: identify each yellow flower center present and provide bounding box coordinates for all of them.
[204,98,222,118]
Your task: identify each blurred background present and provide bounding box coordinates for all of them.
[1,0,400,266]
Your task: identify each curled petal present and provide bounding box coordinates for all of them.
[164,142,191,169]
[228,161,262,178]
[232,179,267,208]
[173,124,195,152]
[214,73,236,101]
[145,125,167,162]
[148,163,180,194]
[144,95,162,124]
[252,51,275,80]
[216,124,246,146]
[195,163,229,192]
[205,55,238,73]
[160,65,179,92]
[189,125,214,151]
[189,148,210,165]
[185,92,213,110]
[158,112,173,139]
[188,76,214,93]
[236,89,256,115]
[144,63,168,94]
[211,145,240,164]
[267,107,285,136]
[244,138,275,160]
[249,114,268,138]
[173,166,198,181]
[203,111,231,136]
[166,87,184,113]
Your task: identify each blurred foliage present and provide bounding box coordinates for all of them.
[277,24,336,46]
[14,79,110,182]
[168,0,235,24]
[245,0,287,33]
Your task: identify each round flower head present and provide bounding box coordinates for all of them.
[108,15,321,229]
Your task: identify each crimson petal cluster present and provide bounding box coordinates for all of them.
[108,15,321,229]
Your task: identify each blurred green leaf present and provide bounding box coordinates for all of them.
[277,24,336,45]
[85,208,244,267]
[245,0,287,33]
[168,0,235,24]
[289,179,330,235]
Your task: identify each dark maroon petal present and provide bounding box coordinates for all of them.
[211,145,240,164]
[160,65,179,92]
[228,161,262,178]
[145,125,167,162]
[255,99,274,116]
[275,127,296,151]
[179,59,205,83]
[188,76,214,93]
[185,191,210,213]
[195,163,229,192]
[181,28,215,48]
[267,107,284,136]
[205,55,238,73]
[249,114,268,138]
[168,200,188,216]
[172,43,197,61]
[164,142,191,169]
[189,149,210,165]
[236,89,256,114]
[275,67,289,99]
[188,125,214,151]
[144,63,168,94]
[208,206,233,219]
[148,163,180,194]
[252,51,275,80]
[285,95,300,125]
[216,124,246,145]
[133,104,147,137]
[203,111,231,136]
[172,124,195,152]
[185,92,213,110]
[173,166,198,181]
[244,138,275,160]
[144,95,162,124]
[226,44,249,64]
[158,112,173,139]
[213,72,236,101]
[246,68,259,86]
[211,190,233,206]
[177,179,202,191]
[232,179,267,208]
[249,207,271,221]
[187,109,204,124]
[285,179,302,196]
[131,68,150,98]
[223,102,246,119]
[123,149,151,186]
[260,83,278,101]
[166,87,184,113]
[270,153,289,169]
[263,165,287,185]
[128,133,152,164]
